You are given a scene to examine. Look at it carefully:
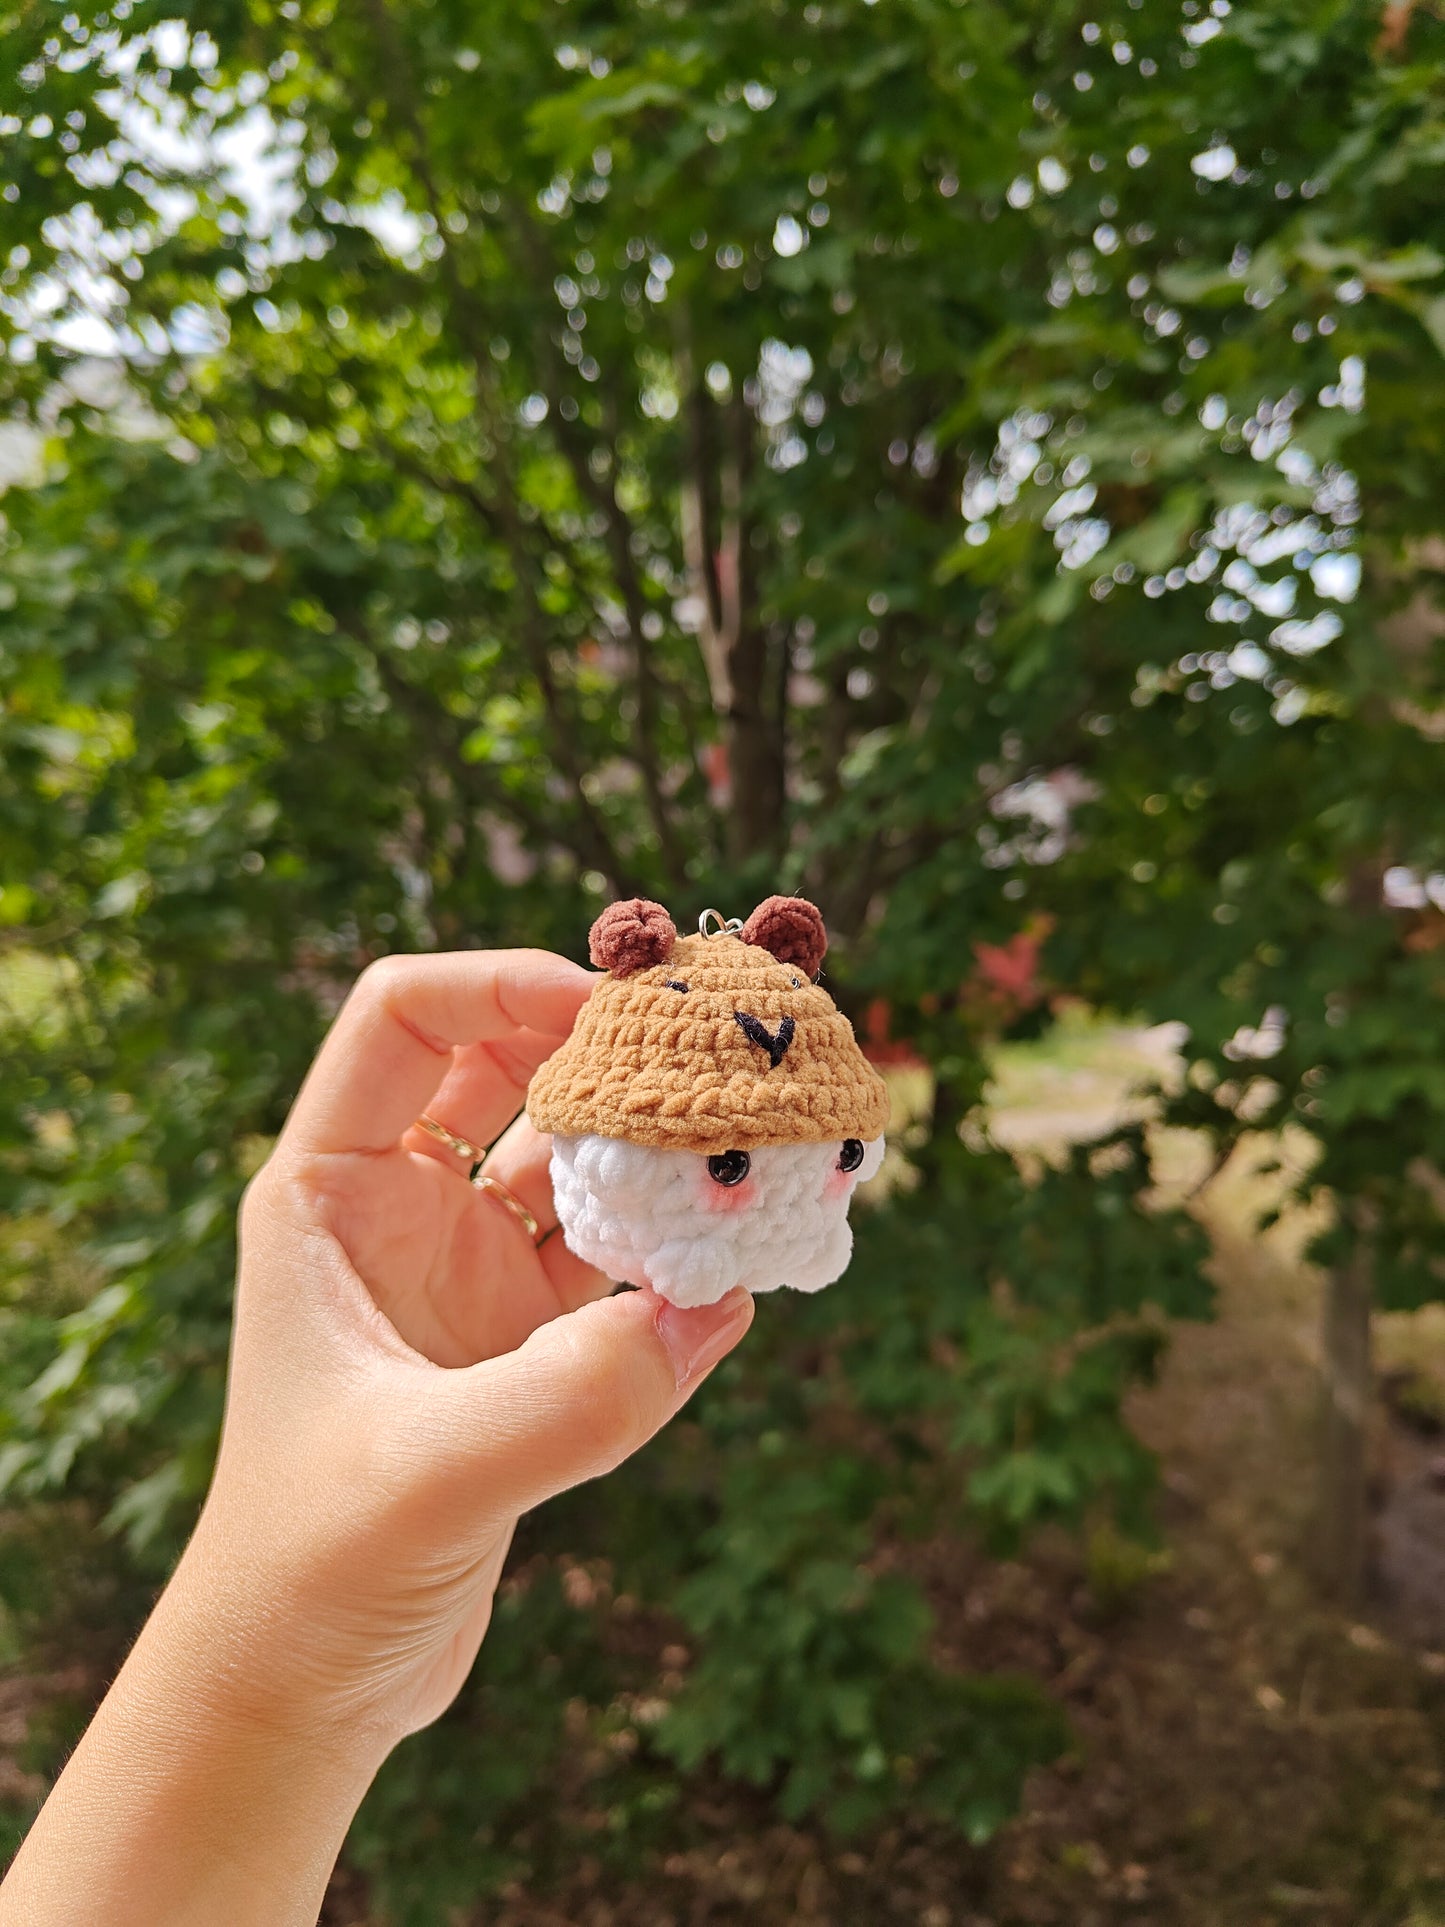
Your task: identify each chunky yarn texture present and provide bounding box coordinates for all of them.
[548,1132,887,1308]
[526,929,890,1154]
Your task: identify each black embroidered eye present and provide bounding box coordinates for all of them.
[789,976,803,988]
[839,1139,865,1174]
[707,1148,751,1186]
[663,979,690,993]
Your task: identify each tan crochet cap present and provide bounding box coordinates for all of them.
[527,897,891,1154]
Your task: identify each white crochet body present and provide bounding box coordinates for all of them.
[549,1133,885,1309]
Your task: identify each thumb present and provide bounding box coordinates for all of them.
[429,1286,755,1522]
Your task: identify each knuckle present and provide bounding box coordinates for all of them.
[555,1334,660,1473]
[237,1163,277,1238]
[357,951,412,1002]
[237,1152,328,1251]
[569,1397,635,1474]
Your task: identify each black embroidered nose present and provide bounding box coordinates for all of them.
[734,1010,795,1069]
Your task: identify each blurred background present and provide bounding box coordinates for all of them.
[2,1,1445,1920]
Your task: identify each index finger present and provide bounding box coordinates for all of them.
[282,949,592,1155]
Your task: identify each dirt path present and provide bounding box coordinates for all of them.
[961,1143,1445,1927]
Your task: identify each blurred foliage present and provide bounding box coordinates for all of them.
[1,0,1444,1908]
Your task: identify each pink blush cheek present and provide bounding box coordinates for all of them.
[699,1174,759,1214]
[822,1166,855,1204]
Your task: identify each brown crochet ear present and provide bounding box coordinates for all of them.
[740,895,828,978]
[588,898,678,976]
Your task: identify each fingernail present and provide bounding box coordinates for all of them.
[654,1287,754,1390]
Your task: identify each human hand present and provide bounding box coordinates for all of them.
[187,947,754,1754]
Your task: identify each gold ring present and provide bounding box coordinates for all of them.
[470,1171,541,1244]
[417,1115,542,1243]
[416,1113,487,1164]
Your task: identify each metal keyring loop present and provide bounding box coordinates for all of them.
[698,907,744,939]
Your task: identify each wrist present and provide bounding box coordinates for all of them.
[156,1510,399,1777]
[2,1538,384,1927]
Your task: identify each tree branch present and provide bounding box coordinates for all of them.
[528,337,688,881]
[718,396,784,861]
[354,0,634,893]
[675,311,726,654]
[370,649,591,872]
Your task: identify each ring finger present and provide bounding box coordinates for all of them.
[478,1117,613,1322]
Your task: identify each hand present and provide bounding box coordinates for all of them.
[195,946,755,1745]
[0,949,753,1927]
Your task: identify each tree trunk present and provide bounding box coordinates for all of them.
[725,649,785,862]
[1318,1208,1374,1606]
[914,1053,968,1196]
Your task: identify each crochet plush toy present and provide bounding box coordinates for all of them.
[527,895,890,1308]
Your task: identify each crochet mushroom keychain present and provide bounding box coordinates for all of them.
[527,895,891,1309]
